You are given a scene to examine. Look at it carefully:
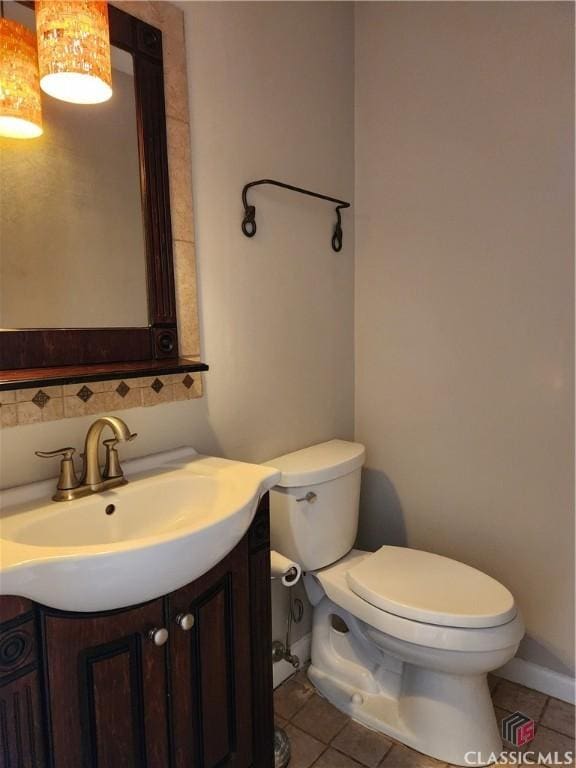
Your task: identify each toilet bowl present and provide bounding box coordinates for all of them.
[265,440,524,767]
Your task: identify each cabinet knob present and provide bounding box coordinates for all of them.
[175,613,195,631]
[148,627,169,646]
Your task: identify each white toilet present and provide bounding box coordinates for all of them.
[266,440,524,767]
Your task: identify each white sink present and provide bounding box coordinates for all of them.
[0,448,280,612]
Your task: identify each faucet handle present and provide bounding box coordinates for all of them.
[35,447,76,460]
[35,447,79,491]
[103,438,124,480]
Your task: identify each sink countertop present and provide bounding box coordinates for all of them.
[0,447,281,612]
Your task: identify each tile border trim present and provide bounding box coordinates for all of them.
[0,374,203,428]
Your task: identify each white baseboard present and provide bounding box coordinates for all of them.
[273,633,312,689]
[496,657,575,704]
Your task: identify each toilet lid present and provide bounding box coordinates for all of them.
[346,546,516,628]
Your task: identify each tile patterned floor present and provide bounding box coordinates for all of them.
[274,670,575,767]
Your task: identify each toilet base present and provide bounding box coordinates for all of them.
[309,664,502,766]
[309,599,505,766]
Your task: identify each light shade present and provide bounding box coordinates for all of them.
[36,1,112,105]
[0,18,43,139]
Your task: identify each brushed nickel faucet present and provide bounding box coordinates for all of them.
[36,416,137,501]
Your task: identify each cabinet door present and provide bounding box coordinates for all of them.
[169,536,252,768]
[0,597,47,768]
[41,598,170,768]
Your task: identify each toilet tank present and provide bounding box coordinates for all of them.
[264,440,365,571]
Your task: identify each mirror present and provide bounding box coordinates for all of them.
[0,2,148,329]
[0,2,187,374]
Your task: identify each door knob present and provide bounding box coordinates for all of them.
[148,627,169,646]
[175,613,195,631]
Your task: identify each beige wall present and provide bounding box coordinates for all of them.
[182,0,355,640]
[355,2,574,674]
[0,1,355,644]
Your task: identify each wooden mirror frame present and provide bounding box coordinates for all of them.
[0,4,205,386]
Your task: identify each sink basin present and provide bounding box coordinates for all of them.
[0,448,280,612]
[4,473,223,548]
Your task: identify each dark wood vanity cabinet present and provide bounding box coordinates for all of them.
[169,537,253,768]
[0,498,274,768]
[42,597,171,767]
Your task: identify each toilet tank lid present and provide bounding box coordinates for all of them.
[264,440,365,487]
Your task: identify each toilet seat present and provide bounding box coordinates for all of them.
[346,545,516,629]
[311,549,523,653]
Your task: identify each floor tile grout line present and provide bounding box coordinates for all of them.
[314,740,330,767]
[536,722,576,739]
[374,738,395,767]
[284,721,329,768]
[328,721,397,768]
[539,695,553,722]
[328,715,353,745]
[289,686,351,744]
[278,679,315,723]
[329,739,378,767]
[537,694,550,723]
[289,693,313,722]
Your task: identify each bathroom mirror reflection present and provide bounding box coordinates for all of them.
[0,2,148,330]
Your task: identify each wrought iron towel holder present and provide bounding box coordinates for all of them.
[241,179,351,252]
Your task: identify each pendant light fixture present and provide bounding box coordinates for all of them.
[0,9,43,139]
[36,1,112,105]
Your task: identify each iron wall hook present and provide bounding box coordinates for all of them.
[241,179,350,252]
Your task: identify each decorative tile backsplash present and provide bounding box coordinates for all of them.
[0,374,202,429]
